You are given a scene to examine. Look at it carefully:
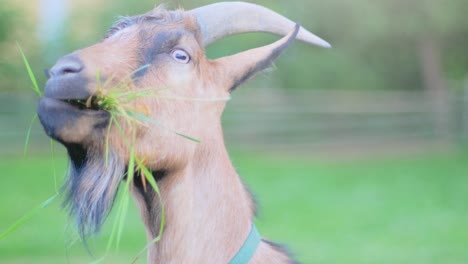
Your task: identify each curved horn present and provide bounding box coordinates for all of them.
[189,1,331,48]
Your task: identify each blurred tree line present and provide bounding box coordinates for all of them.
[1,0,467,92]
[0,3,25,92]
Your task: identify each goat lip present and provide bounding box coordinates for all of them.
[44,75,91,100]
[37,97,110,145]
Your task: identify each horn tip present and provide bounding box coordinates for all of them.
[305,36,332,48]
[297,26,332,48]
[319,40,332,49]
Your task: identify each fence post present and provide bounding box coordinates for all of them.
[418,39,454,142]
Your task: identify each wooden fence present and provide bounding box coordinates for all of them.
[223,88,467,151]
[0,88,466,155]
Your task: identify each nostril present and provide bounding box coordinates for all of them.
[56,62,82,76]
[62,68,79,75]
[49,55,84,77]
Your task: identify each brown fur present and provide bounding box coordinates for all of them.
[39,6,301,263]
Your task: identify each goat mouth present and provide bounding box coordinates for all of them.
[37,97,111,145]
[39,97,108,114]
[59,97,104,111]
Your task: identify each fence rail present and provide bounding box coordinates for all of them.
[1,88,466,155]
[223,88,466,150]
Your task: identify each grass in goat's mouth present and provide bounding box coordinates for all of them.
[60,99,93,110]
[62,96,109,111]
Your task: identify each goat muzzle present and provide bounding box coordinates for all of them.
[38,55,109,145]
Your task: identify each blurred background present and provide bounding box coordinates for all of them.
[0,0,467,263]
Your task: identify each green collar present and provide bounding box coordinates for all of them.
[229,224,261,264]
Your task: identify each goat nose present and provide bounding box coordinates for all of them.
[49,55,84,78]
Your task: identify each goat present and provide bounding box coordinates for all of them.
[37,2,330,263]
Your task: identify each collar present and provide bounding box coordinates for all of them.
[228,224,261,264]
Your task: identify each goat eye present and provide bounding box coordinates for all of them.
[170,49,190,64]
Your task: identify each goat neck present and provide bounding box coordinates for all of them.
[131,128,255,263]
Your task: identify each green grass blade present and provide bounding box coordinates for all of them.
[115,186,130,250]
[135,160,165,237]
[105,134,129,252]
[17,43,42,96]
[106,180,131,252]
[106,186,125,252]
[120,63,151,84]
[174,132,201,143]
[111,117,131,148]
[105,115,114,167]
[106,127,135,253]
[0,193,59,240]
[156,95,231,102]
[23,114,38,156]
[131,234,163,264]
[130,64,151,78]
[132,158,166,264]
[118,86,172,98]
[128,111,201,143]
[115,137,135,250]
[126,111,158,125]
[96,70,101,85]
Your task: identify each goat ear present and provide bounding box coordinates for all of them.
[214,24,300,93]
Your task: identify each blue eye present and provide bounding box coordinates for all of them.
[171,49,191,64]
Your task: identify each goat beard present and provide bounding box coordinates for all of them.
[62,144,125,241]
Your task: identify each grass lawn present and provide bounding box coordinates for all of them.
[0,149,467,263]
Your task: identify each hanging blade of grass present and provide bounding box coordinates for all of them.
[115,179,131,250]
[105,168,134,251]
[105,118,126,234]
[115,131,136,250]
[132,158,165,264]
[135,158,164,227]
[117,87,172,98]
[105,182,130,252]
[96,70,101,85]
[111,117,132,149]
[104,123,131,252]
[155,95,231,102]
[116,106,136,126]
[128,111,201,143]
[105,115,114,167]
[0,193,58,240]
[105,180,127,252]
[105,125,134,252]
[17,43,42,96]
[23,114,38,156]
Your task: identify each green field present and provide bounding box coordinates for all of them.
[0,150,467,264]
